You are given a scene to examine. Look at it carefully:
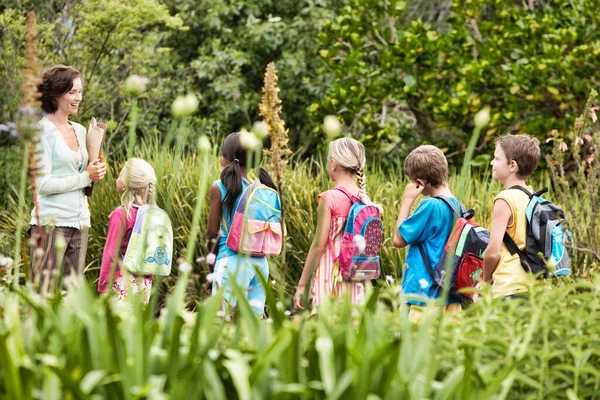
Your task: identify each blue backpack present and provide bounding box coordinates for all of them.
[502,186,571,277]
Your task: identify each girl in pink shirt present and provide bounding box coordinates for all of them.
[98,158,156,303]
[293,138,379,310]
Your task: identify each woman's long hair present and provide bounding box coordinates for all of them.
[220,132,276,216]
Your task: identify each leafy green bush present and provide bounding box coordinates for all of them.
[314,0,600,161]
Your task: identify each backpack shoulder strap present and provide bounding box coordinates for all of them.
[502,232,533,273]
[333,186,359,203]
[417,243,435,282]
[434,196,465,217]
[508,185,533,198]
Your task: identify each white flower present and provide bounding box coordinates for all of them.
[33,248,45,259]
[208,349,219,360]
[284,310,291,316]
[0,255,12,267]
[239,129,261,150]
[216,310,226,317]
[353,234,366,255]
[205,273,214,283]
[123,75,149,96]
[171,94,199,117]
[474,107,491,129]
[419,278,429,289]
[385,275,395,285]
[323,115,342,138]
[178,261,192,273]
[206,253,216,266]
[252,121,269,139]
[55,234,66,252]
[197,135,211,151]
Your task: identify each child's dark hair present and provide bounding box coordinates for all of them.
[220,132,276,216]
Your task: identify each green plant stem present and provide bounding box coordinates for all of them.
[126,98,138,159]
[185,150,210,264]
[13,140,30,287]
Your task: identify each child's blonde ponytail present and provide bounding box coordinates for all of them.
[120,158,157,215]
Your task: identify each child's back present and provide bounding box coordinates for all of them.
[393,145,460,307]
[399,196,461,304]
[310,187,365,306]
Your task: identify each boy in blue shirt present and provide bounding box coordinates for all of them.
[393,145,461,313]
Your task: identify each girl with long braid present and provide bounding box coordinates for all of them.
[98,158,157,303]
[294,137,377,310]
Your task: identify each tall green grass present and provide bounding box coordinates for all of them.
[1,271,599,398]
[0,134,594,301]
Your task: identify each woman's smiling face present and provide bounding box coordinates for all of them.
[55,77,82,116]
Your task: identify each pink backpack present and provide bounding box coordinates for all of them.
[334,187,383,281]
[225,180,283,257]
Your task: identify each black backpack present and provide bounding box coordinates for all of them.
[502,186,571,277]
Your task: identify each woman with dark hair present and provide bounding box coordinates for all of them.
[29,65,107,285]
[206,131,277,315]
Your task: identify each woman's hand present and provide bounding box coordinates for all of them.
[87,159,107,182]
[293,287,305,310]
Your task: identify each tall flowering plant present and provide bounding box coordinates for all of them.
[259,62,291,295]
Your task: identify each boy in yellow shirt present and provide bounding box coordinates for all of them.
[483,134,541,299]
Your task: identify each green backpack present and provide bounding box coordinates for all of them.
[122,205,173,276]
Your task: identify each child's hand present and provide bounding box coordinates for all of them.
[293,287,305,310]
[402,181,425,202]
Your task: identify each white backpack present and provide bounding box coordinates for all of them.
[122,205,173,276]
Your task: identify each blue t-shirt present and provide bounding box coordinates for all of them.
[398,196,460,305]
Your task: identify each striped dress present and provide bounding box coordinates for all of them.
[310,188,365,306]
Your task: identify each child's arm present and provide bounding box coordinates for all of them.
[98,209,126,293]
[483,199,512,283]
[393,182,424,248]
[293,198,332,309]
[206,183,222,273]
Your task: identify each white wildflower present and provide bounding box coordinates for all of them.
[178,261,192,273]
[239,129,261,150]
[252,121,269,139]
[123,75,149,96]
[385,275,395,285]
[323,115,342,138]
[474,107,491,129]
[205,273,214,283]
[197,135,211,151]
[171,94,199,117]
[208,349,219,360]
[206,253,216,266]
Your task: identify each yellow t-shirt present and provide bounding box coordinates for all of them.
[491,187,533,298]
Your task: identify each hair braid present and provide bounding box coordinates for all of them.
[147,181,156,205]
[357,166,367,200]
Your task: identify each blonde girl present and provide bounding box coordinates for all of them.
[98,158,156,303]
[293,137,377,310]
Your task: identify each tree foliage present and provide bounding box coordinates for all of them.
[314,0,600,162]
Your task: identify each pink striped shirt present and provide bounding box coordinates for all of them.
[310,188,365,306]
